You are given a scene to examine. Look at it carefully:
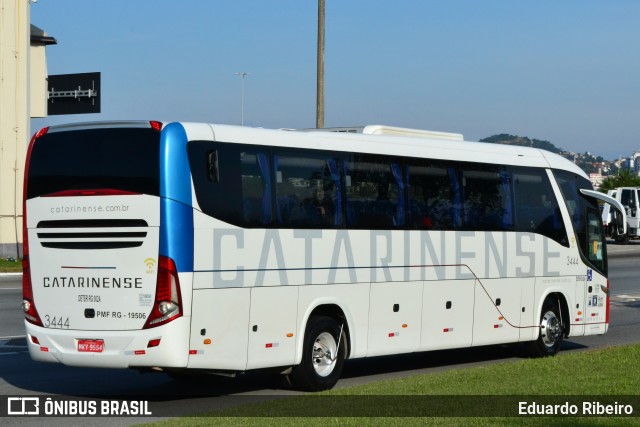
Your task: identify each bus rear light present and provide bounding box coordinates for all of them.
[22,257,43,326]
[147,339,161,348]
[143,256,182,329]
[149,121,162,131]
[22,127,50,327]
[30,335,40,345]
[23,127,49,262]
[33,127,49,140]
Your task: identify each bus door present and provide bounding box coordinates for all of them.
[578,189,624,334]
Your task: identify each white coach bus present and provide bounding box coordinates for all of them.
[23,121,623,391]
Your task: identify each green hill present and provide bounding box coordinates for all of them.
[479,133,610,175]
[479,134,562,154]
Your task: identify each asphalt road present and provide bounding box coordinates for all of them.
[1,243,639,424]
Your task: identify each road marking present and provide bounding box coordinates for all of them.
[611,293,640,303]
[0,335,26,340]
[0,335,27,353]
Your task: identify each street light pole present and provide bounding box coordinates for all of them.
[316,0,325,129]
[234,72,249,126]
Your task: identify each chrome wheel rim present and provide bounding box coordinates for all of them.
[312,332,337,377]
[540,310,562,347]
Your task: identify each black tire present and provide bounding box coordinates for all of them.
[528,296,563,357]
[288,315,346,391]
[616,233,630,245]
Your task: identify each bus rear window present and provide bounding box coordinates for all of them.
[27,128,160,199]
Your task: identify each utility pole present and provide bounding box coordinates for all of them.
[234,72,249,126]
[316,0,325,129]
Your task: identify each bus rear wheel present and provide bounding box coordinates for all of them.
[528,296,563,357]
[288,315,346,391]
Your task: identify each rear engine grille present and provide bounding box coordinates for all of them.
[36,219,149,250]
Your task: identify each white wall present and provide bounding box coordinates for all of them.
[0,0,30,258]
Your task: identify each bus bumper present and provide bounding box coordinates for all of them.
[24,317,190,369]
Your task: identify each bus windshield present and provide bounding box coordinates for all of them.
[554,170,607,276]
[27,127,160,199]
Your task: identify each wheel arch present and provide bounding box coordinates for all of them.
[537,290,571,338]
[295,301,352,365]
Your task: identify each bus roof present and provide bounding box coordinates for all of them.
[301,125,464,141]
[39,121,588,180]
[44,120,160,133]
[183,122,588,179]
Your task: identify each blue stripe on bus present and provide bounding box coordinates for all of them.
[159,122,194,272]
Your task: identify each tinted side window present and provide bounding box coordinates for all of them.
[621,189,634,208]
[462,165,513,231]
[345,155,404,228]
[274,154,342,228]
[188,141,272,227]
[512,168,568,246]
[407,161,461,230]
[241,151,272,226]
[586,208,606,274]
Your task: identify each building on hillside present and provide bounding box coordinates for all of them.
[631,151,640,176]
[620,157,634,173]
[589,171,605,190]
[0,2,56,258]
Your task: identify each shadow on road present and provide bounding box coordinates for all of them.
[0,337,590,401]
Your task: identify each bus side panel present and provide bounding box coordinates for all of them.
[472,278,522,346]
[572,275,587,337]
[420,279,475,351]
[367,281,422,357]
[584,270,608,335]
[297,283,370,361]
[246,286,299,370]
[519,277,537,342]
[188,288,250,370]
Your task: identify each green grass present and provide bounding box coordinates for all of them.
[143,344,640,426]
[0,257,21,272]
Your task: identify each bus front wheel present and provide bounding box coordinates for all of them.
[288,315,346,391]
[528,297,563,357]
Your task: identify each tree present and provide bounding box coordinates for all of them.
[598,169,640,193]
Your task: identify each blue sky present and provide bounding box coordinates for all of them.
[31,1,639,160]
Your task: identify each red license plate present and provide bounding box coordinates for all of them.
[77,339,104,353]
